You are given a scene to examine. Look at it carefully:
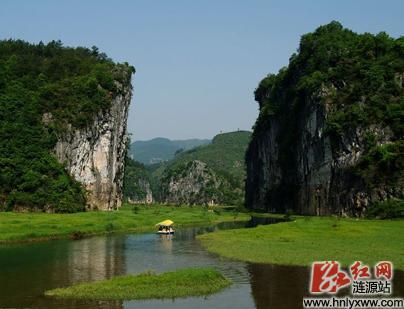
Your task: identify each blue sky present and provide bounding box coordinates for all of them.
[0,0,403,140]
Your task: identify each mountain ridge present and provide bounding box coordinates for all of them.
[130,137,211,165]
[124,131,251,206]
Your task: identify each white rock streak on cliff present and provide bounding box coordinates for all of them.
[55,82,132,211]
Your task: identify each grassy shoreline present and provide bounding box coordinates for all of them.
[45,268,231,300]
[0,204,249,244]
[198,216,404,270]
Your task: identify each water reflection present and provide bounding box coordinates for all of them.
[159,234,173,253]
[248,263,404,309]
[392,270,404,297]
[0,236,126,308]
[245,216,286,228]
[248,263,309,309]
[0,218,402,308]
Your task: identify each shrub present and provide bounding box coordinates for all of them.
[105,222,115,232]
[212,207,221,215]
[366,199,404,219]
[284,209,295,221]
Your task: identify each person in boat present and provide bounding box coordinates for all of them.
[156,220,174,234]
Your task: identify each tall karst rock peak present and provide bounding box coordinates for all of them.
[0,40,134,212]
[245,22,403,216]
[55,72,133,210]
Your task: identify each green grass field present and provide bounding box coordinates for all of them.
[0,204,249,243]
[198,216,404,270]
[45,268,231,300]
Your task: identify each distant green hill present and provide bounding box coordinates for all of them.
[130,138,211,165]
[153,131,251,205]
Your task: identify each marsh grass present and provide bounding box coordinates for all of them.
[198,216,404,270]
[0,204,249,243]
[45,268,231,300]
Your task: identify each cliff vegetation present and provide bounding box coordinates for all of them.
[154,131,251,205]
[0,40,134,212]
[123,157,153,203]
[246,22,403,216]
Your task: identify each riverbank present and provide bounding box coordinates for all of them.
[0,204,249,243]
[198,216,404,270]
[45,267,231,300]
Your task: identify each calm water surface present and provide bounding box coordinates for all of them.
[0,218,403,308]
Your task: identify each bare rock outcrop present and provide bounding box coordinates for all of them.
[161,160,222,205]
[54,78,133,210]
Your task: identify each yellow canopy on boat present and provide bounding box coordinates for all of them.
[155,219,174,226]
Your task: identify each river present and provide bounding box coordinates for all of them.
[0,218,403,308]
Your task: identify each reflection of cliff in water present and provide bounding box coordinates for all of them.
[0,236,126,308]
[248,263,404,309]
[248,263,309,309]
[392,270,404,297]
[58,236,127,283]
[245,216,285,228]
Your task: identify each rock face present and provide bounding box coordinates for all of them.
[161,160,221,205]
[127,178,153,204]
[245,22,403,217]
[153,131,251,206]
[246,94,401,216]
[55,80,133,210]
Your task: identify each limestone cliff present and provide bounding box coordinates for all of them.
[55,78,133,210]
[161,160,222,205]
[246,92,402,216]
[127,178,153,204]
[245,22,403,216]
[153,131,251,206]
[123,157,153,205]
[0,40,135,212]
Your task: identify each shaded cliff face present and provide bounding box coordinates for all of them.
[246,22,403,216]
[55,80,132,210]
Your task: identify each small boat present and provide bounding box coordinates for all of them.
[155,219,175,234]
